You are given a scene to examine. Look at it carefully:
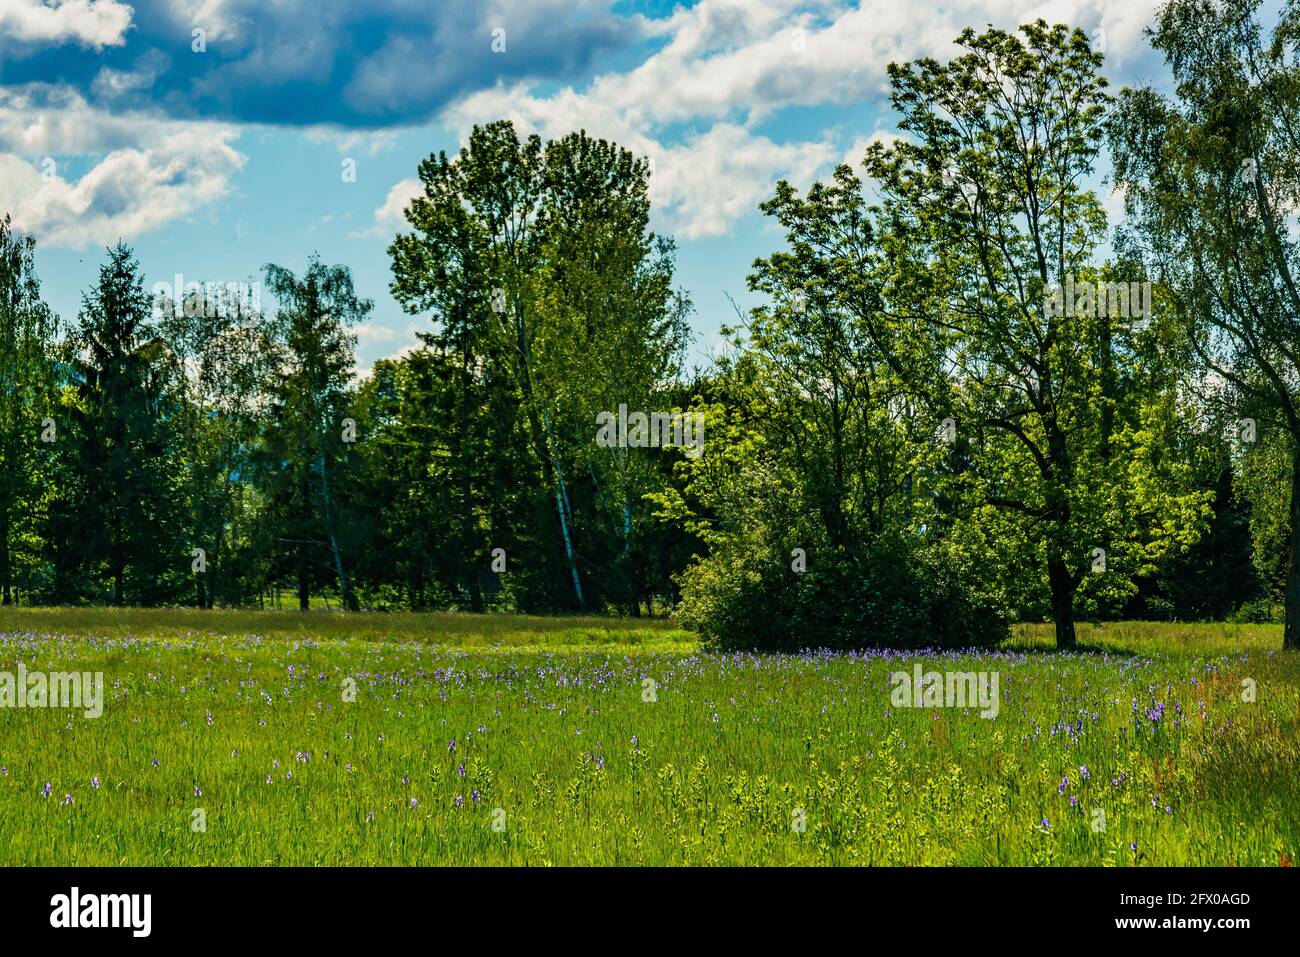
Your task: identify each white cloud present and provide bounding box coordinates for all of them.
[0,88,245,249]
[0,0,133,49]
[356,177,422,239]
[656,124,836,239]
[442,0,1160,239]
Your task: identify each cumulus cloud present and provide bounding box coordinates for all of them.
[442,0,1164,239]
[356,177,422,240]
[0,0,638,127]
[0,0,132,49]
[0,88,245,248]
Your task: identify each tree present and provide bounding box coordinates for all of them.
[1110,0,1300,647]
[390,121,692,613]
[61,242,179,604]
[258,257,369,611]
[864,21,1206,647]
[0,216,58,605]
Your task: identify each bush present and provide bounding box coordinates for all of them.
[676,538,1008,651]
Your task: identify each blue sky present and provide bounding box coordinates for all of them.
[0,0,1178,371]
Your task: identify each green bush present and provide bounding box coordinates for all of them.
[676,538,1008,651]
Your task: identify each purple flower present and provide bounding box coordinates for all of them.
[1058,776,1069,795]
[454,794,464,808]
[42,782,51,797]
[409,797,418,808]
[457,764,466,777]
[91,777,100,790]
[367,811,375,822]
[194,785,202,797]
[1079,765,1090,781]
[472,788,481,803]
[151,757,159,767]
[62,793,73,806]
[448,739,457,752]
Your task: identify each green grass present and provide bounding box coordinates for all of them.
[0,608,1295,865]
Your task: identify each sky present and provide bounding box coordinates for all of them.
[0,0,1181,372]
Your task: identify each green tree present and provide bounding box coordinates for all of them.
[865,21,1206,647]
[0,216,58,605]
[1110,0,1300,647]
[60,243,180,604]
[258,258,369,611]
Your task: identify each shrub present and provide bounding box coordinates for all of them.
[676,537,1007,651]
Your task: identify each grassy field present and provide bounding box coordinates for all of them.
[0,608,1295,865]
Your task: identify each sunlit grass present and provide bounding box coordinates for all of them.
[0,609,1294,865]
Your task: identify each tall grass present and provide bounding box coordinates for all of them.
[0,610,1294,865]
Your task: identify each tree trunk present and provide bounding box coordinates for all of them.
[1048,554,1077,649]
[317,452,358,611]
[298,560,310,611]
[0,513,11,606]
[1284,444,1300,650]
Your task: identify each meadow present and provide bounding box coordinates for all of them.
[0,609,1295,866]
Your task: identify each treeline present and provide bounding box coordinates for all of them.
[0,123,697,616]
[1,3,1297,651]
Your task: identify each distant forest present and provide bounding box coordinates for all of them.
[1,9,1298,651]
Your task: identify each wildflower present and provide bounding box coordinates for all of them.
[194,786,202,797]
[454,794,464,808]
[367,811,374,822]
[1079,766,1090,781]
[151,757,159,767]
[42,782,51,797]
[448,739,457,752]
[91,777,100,790]
[472,788,481,803]
[457,764,465,778]
[62,793,73,806]
[409,797,418,808]
[1058,776,1069,795]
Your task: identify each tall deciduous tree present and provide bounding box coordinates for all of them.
[1110,0,1300,648]
[865,21,1206,647]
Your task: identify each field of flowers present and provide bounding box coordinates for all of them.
[0,610,1295,865]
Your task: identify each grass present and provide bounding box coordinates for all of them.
[0,608,1295,865]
